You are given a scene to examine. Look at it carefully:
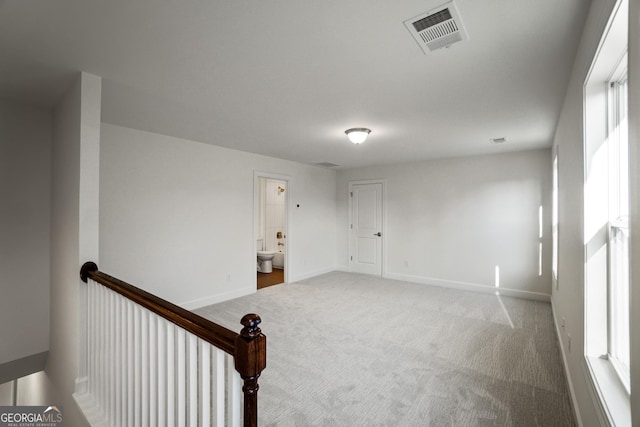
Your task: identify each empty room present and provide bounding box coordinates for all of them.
[1,0,639,426]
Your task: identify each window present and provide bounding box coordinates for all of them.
[607,67,630,389]
[583,0,630,423]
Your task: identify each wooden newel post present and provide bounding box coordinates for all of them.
[234,313,267,427]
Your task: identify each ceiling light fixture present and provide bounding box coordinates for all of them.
[345,128,371,144]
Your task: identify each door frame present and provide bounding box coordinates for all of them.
[348,179,386,277]
[254,171,291,289]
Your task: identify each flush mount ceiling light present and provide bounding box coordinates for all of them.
[345,128,371,144]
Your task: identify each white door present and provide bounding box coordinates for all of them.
[350,183,383,276]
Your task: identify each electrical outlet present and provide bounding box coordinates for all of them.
[226,274,231,282]
[561,317,565,329]
[567,334,572,353]
[404,261,409,268]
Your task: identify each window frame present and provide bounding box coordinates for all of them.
[606,65,630,392]
[552,154,559,289]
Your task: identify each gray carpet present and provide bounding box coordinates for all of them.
[195,272,575,426]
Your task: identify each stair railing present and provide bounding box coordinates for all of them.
[74,262,266,427]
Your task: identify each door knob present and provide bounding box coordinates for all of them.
[374,232,382,236]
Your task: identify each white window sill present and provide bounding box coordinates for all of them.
[585,356,631,426]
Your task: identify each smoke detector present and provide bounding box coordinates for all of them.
[404,1,469,54]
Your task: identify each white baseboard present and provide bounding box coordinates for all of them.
[182,266,344,309]
[179,286,255,310]
[551,301,585,427]
[289,266,338,283]
[384,272,551,302]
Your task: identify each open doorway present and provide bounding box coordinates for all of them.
[254,172,289,289]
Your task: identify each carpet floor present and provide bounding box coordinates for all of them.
[195,272,575,426]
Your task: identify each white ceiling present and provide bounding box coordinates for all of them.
[0,0,589,169]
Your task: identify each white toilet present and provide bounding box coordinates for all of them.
[257,251,276,273]
[256,239,276,273]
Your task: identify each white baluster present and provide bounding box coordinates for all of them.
[117,296,122,413]
[93,283,100,406]
[77,273,88,396]
[213,348,225,426]
[141,309,149,427]
[98,284,105,412]
[177,328,186,427]
[120,296,128,427]
[188,333,198,427]
[134,305,142,427]
[157,318,167,427]
[114,292,122,424]
[88,280,96,399]
[166,323,176,426]
[199,340,211,427]
[109,289,116,422]
[230,361,243,427]
[104,287,110,415]
[149,315,157,427]
[127,300,135,427]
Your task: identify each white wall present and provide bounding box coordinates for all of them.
[99,123,337,308]
[44,72,100,427]
[0,100,51,371]
[48,77,81,418]
[0,97,52,400]
[337,149,552,299]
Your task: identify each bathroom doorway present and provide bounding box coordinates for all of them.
[254,172,289,289]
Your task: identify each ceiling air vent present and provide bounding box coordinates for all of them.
[314,162,340,168]
[404,1,468,54]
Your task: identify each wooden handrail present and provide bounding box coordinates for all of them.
[79,262,267,427]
